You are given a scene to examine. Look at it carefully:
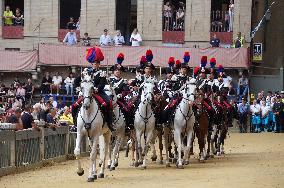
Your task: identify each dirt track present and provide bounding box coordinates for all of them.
[0,133,283,188]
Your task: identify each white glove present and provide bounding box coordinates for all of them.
[117,94,122,99]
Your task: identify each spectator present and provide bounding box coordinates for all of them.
[224,11,230,32]
[113,30,125,46]
[25,78,34,101]
[237,73,249,99]
[7,107,23,130]
[211,10,223,31]
[272,95,283,133]
[16,84,26,107]
[13,76,20,87]
[163,1,172,31]
[13,8,24,26]
[32,103,41,121]
[99,29,112,46]
[227,82,237,102]
[66,17,76,29]
[82,32,91,46]
[64,73,75,95]
[76,17,80,30]
[59,106,74,125]
[176,7,184,31]
[250,99,261,133]
[41,72,52,94]
[228,0,234,32]
[63,29,77,46]
[233,32,244,48]
[21,105,34,129]
[51,72,62,95]
[210,34,220,47]
[237,97,249,133]
[130,28,142,47]
[49,97,58,108]
[39,101,52,122]
[57,97,65,110]
[3,6,13,26]
[0,84,6,96]
[256,92,264,104]
[46,108,59,128]
[260,99,270,132]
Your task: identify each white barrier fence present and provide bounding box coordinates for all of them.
[0,127,89,177]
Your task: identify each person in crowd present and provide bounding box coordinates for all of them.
[113,30,125,46]
[237,73,249,100]
[228,0,234,32]
[100,29,112,46]
[64,73,75,95]
[272,95,284,133]
[7,107,23,130]
[130,28,142,47]
[21,105,35,129]
[51,72,62,95]
[63,29,77,46]
[237,97,250,133]
[46,108,59,129]
[176,7,184,31]
[256,92,264,104]
[13,76,20,87]
[13,8,24,26]
[260,99,270,132]
[49,97,58,108]
[0,84,6,96]
[41,72,52,94]
[233,32,244,48]
[82,32,91,46]
[57,97,65,110]
[32,103,41,121]
[224,11,230,32]
[76,17,80,30]
[210,33,220,47]
[59,106,73,125]
[39,101,52,122]
[16,84,26,108]
[25,78,34,101]
[3,6,13,26]
[227,82,237,102]
[163,1,172,31]
[66,17,76,30]
[211,10,223,32]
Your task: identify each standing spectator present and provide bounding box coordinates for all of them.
[32,103,41,121]
[163,1,172,31]
[260,100,270,132]
[21,105,34,129]
[7,108,23,130]
[237,73,249,99]
[39,101,52,122]
[237,97,250,133]
[13,8,24,26]
[176,7,184,31]
[3,6,13,26]
[99,29,112,46]
[64,73,75,95]
[51,72,62,95]
[25,78,34,101]
[130,28,142,47]
[272,95,284,133]
[63,29,77,46]
[13,76,20,87]
[41,72,52,94]
[16,84,26,107]
[66,17,76,29]
[0,84,6,96]
[233,32,244,48]
[228,0,234,32]
[210,34,220,47]
[224,11,230,32]
[113,30,125,46]
[82,32,91,46]
[76,17,80,30]
[250,99,261,133]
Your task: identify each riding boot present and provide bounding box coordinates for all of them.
[71,105,80,127]
[106,109,115,132]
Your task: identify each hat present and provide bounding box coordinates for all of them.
[193,67,200,78]
[110,53,125,71]
[200,56,208,73]
[144,49,155,70]
[210,58,216,69]
[164,57,175,74]
[181,52,190,69]
[218,65,225,75]
[86,47,104,64]
[104,29,108,32]
[175,59,182,70]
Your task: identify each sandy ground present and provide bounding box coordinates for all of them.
[0,133,283,188]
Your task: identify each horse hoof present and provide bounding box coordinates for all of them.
[107,165,111,169]
[169,158,173,163]
[110,166,115,171]
[99,163,102,167]
[184,160,189,165]
[98,173,104,178]
[173,158,177,163]
[210,155,214,158]
[221,151,225,154]
[217,152,221,156]
[134,162,139,167]
[166,163,171,167]
[177,165,184,169]
[157,160,163,165]
[140,165,147,170]
[151,156,157,162]
[114,162,118,167]
[77,169,84,176]
[87,177,95,182]
[199,158,205,163]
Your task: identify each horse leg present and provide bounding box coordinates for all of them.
[74,131,84,176]
[99,131,111,178]
[111,131,122,170]
[184,123,194,165]
[158,129,164,164]
[150,130,157,162]
[210,124,217,157]
[164,126,171,167]
[107,135,113,170]
[87,137,98,182]
[174,129,183,169]
[135,130,142,167]
[142,131,153,169]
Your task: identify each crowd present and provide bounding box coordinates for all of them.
[210,32,245,48]
[163,1,185,31]
[2,6,24,26]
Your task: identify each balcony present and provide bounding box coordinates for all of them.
[162,31,185,44]
[58,29,80,42]
[2,26,24,39]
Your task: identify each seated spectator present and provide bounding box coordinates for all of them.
[7,107,23,130]
[57,97,65,110]
[82,32,91,46]
[13,76,21,87]
[25,78,34,101]
[211,10,223,31]
[41,72,52,94]
[21,105,35,129]
[130,28,142,47]
[32,103,41,121]
[66,17,76,29]
[16,84,26,107]
[113,30,125,46]
[63,29,77,46]
[210,34,220,47]
[49,97,58,108]
[46,108,59,129]
[176,7,184,31]
[237,73,249,99]
[59,106,74,125]
[12,98,22,110]
[3,6,13,26]
[39,101,52,122]
[0,84,6,96]
[64,73,75,95]
[233,32,244,48]
[13,8,24,26]
[51,72,62,95]
[100,29,112,46]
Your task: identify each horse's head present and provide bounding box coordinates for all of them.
[141,81,155,104]
[104,85,117,104]
[182,78,197,102]
[80,75,94,110]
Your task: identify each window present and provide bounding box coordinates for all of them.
[211,0,233,32]
[4,0,24,26]
[5,48,20,51]
[59,0,81,29]
[162,0,186,31]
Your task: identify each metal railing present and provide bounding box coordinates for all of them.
[211,10,233,32]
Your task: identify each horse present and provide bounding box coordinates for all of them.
[172,78,197,169]
[104,85,126,170]
[74,73,111,182]
[134,79,156,169]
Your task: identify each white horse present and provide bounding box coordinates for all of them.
[134,80,156,169]
[173,78,197,168]
[104,85,126,171]
[74,74,111,182]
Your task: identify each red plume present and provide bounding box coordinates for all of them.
[168,57,175,64]
[194,67,200,75]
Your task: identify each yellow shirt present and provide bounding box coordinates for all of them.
[3,11,13,25]
[59,114,74,125]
